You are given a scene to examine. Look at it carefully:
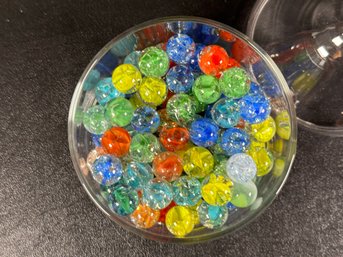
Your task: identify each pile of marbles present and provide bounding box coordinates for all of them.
[82,32,280,237]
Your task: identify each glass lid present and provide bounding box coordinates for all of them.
[247,0,343,136]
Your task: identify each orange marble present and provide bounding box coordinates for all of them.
[101,127,131,157]
[153,152,183,182]
[198,45,231,77]
[130,204,160,228]
[159,123,189,151]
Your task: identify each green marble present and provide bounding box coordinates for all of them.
[138,47,169,77]
[191,94,207,113]
[105,97,134,127]
[219,67,250,99]
[129,133,160,163]
[166,93,196,125]
[192,75,220,104]
[83,105,110,134]
[230,181,257,208]
[108,184,139,216]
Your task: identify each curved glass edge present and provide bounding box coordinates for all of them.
[246,0,270,39]
[68,16,297,244]
[246,0,343,137]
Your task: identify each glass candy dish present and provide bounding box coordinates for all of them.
[68,17,297,243]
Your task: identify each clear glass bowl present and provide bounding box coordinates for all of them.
[68,17,297,243]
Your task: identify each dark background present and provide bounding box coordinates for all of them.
[1,0,342,256]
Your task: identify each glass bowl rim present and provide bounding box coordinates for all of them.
[68,16,297,244]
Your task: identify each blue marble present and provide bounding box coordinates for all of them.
[189,43,205,72]
[259,71,283,98]
[166,65,194,93]
[166,34,195,64]
[95,51,119,76]
[110,34,137,57]
[172,176,202,206]
[252,61,282,97]
[131,106,160,133]
[226,202,238,213]
[220,128,250,156]
[91,154,123,186]
[238,91,271,124]
[83,69,100,91]
[189,118,219,147]
[249,82,263,94]
[204,103,215,119]
[124,50,141,68]
[142,179,173,210]
[91,133,102,147]
[122,162,153,190]
[95,77,124,105]
[108,184,139,216]
[199,24,219,45]
[186,24,219,45]
[211,98,241,128]
[198,201,228,229]
[226,153,256,183]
